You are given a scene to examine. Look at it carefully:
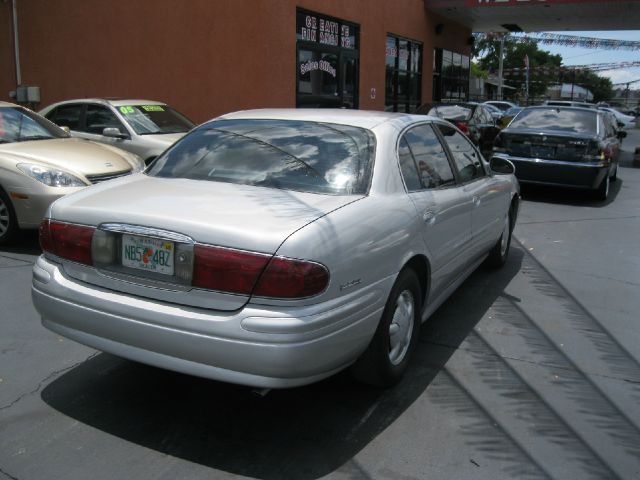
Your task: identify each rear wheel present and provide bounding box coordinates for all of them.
[485,208,512,268]
[0,189,18,246]
[351,269,422,387]
[595,174,609,201]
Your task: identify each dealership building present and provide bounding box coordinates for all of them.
[2,0,639,123]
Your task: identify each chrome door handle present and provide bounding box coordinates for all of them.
[422,210,436,224]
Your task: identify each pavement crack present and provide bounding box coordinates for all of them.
[518,214,640,226]
[0,465,19,480]
[0,352,99,413]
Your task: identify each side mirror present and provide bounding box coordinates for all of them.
[617,130,627,139]
[490,157,515,175]
[102,127,127,139]
[59,126,71,134]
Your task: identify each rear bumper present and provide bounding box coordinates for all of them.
[495,154,610,189]
[32,255,387,388]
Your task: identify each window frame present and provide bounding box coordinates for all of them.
[83,103,131,138]
[396,121,459,193]
[434,122,489,185]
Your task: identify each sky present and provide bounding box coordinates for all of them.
[538,30,640,88]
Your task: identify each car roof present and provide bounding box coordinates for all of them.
[0,101,21,108]
[216,108,440,130]
[521,105,601,114]
[45,98,167,107]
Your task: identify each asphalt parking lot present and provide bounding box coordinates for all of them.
[1,130,639,480]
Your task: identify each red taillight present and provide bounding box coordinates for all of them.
[192,244,329,298]
[39,219,95,265]
[192,245,270,295]
[456,121,470,136]
[254,256,329,299]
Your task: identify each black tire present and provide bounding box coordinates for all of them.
[611,163,618,182]
[485,207,512,268]
[351,268,422,387]
[595,174,609,201]
[0,189,18,246]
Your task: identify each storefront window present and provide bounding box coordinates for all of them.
[385,34,422,113]
[296,10,359,109]
[433,48,470,102]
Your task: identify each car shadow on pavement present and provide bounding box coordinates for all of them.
[1,230,41,257]
[40,248,524,479]
[520,178,622,208]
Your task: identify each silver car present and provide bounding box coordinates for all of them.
[32,109,519,388]
[40,99,195,165]
[0,102,144,245]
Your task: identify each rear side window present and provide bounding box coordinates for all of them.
[400,124,455,189]
[148,119,376,195]
[48,104,82,130]
[437,124,485,183]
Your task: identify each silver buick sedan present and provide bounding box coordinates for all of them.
[32,109,519,388]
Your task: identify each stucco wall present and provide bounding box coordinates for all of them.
[8,0,470,122]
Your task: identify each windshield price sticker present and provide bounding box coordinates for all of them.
[119,106,136,115]
[141,105,165,112]
[122,234,174,275]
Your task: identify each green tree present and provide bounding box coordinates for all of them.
[569,70,613,102]
[474,36,562,100]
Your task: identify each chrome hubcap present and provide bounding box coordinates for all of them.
[500,214,510,256]
[388,290,414,365]
[0,198,9,236]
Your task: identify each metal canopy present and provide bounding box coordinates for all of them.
[424,0,640,32]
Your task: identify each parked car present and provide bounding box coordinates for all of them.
[597,106,636,130]
[483,100,518,112]
[484,103,504,121]
[32,109,520,389]
[492,106,622,200]
[498,106,523,129]
[40,99,196,165]
[416,102,500,157]
[542,100,598,109]
[0,102,143,245]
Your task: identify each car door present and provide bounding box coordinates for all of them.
[82,104,132,147]
[44,103,84,134]
[398,123,473,300]
[436,123,507,258]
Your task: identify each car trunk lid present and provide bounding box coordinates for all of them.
[49,175,361,311]
[499,130,596,162]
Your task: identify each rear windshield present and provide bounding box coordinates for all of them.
[427,105,473,122]
[508,108,598,134]
[147,119,376,195]
[117,105,195,135]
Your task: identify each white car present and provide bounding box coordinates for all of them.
[483,101,518,112]
[32,109,520,388]
[40,99,196,165]
[598,107,636,130]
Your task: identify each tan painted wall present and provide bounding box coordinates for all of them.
[7,0,470,123]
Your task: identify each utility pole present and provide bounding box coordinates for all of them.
[497,35,505,101]
[570,68,576,101]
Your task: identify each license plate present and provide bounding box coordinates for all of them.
[121,234,174,275]
[531,145,554,158]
